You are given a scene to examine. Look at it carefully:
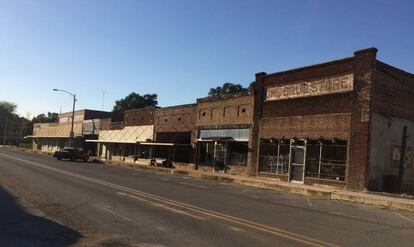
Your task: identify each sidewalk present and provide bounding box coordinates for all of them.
[105,159,414,212]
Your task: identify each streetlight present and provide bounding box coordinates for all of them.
[53,88,76,147]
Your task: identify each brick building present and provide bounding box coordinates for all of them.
[250,48,414,192]
[88,107,156,163]
[31,109,112,153]
[153,104,197,168]
[195,93,254,175]
[89,105,197,167]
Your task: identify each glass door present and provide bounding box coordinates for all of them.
[289,143,306,183]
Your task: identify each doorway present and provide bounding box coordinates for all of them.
[289,141,306,183]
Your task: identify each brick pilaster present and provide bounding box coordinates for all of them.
[247,72,267,176]
[347,48,377,190]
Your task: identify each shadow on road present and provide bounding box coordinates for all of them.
[0,186,81,246]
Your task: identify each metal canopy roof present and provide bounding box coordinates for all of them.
[85,140,190,147]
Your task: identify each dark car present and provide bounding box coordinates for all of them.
[53,147,89,162]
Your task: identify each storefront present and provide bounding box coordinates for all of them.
[30,122,83,153]
[197,129,249,171]
[87,125,154,164]
[195,94,254,174]
[152,104,197,168]
[258,138,348,183]
[250,48,378,189]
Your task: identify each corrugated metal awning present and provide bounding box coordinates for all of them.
[25,135,82,138]
[140,142,190,147]
[198,128,249,141]
[85,140,136,144]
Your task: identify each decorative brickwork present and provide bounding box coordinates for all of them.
[196,94,254,127]
[154,104,196,138]
[260,114,351,140]
[124,108,156,126]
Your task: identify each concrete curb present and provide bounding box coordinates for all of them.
[331,191,414,212]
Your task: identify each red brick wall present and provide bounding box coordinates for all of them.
[372,61,414,120]
[260,113,351,140]
[347,48,377,190]
[252,48,379,190]
[261,58,354,118]
[84,110,113,120]
[196,94,254,127]
[154,104,196,136]
[124,108,156,126]
[195,94,254,174]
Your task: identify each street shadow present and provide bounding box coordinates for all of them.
[54,158,103,165]
[0,186,81,247]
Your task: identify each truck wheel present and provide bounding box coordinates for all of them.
[57,157,62,160]
[70,155,75,161]
[84,156,89,162]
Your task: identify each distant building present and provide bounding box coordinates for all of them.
[30,109,112,153]
[87,105,197,167]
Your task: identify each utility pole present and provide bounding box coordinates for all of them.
[70,93,76,147]
[101,90,109,111]
[53,88,77,147]
[398,126,408,193]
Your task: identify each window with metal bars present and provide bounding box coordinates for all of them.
[305,140,347,181]
[258,139,290,175]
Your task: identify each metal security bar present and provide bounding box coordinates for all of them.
[305,141,347,181]
[259,139,347,180]
[258,141,289,175]
[228,153,248,166]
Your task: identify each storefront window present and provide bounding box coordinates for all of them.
[258,140,289,175]
[153,146,169,159]
[227,142,248,166]
[198,141,215,165]
[174,147,191,163]
[138,145,151,159]
[305,140,347,181]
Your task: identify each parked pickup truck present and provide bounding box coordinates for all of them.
[53,147,89,162]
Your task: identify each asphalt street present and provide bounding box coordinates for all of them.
[0,148,413,247]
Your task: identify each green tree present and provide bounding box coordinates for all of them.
[0,101,17,113]
[248,81,256,93]
[0,101,25,145]
[32,112,59,123]
[112,92,158,120]
[208,82,252,97]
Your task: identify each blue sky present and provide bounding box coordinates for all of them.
[0,0,413,117]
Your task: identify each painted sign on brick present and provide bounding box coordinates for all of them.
[266,74,354,101]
